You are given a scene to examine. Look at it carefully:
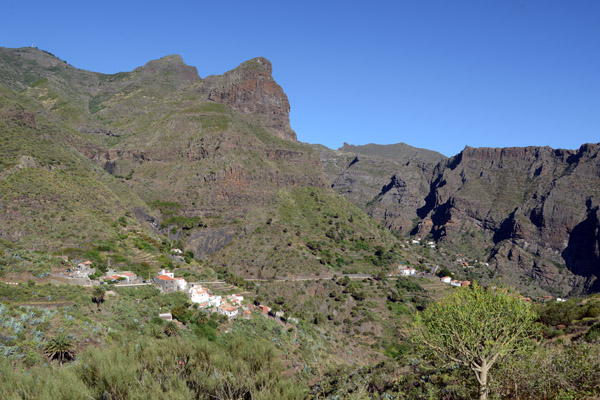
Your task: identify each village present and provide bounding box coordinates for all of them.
[58,250,282,323]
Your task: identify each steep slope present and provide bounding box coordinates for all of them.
[415,144,600,295]
[209,186,402,279]
[314,143,445,233]
[0,87,154,251]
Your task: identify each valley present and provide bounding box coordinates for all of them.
[1,46,599,399]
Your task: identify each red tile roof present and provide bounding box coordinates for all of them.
[157,275,174,281]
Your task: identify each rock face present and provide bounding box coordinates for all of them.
[201,58,296,141]
[414,144,600,295]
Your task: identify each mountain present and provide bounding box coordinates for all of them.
[0,47,401,280]
[314,142,446,233]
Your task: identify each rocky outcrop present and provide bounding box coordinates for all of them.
[201,58,296,141]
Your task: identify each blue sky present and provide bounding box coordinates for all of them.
[2,0,599,156]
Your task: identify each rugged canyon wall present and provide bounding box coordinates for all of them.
[319,142,600,295]
[416,144,600,294]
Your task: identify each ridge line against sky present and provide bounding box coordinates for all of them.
[2,0,599,157]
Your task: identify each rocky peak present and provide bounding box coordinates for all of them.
[137,55,200,87]
[224,57,273,80]
[202,57,296,141]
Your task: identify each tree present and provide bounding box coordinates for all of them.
[44,333,75,366]
[436,267,452,278]
[164,321,179,337]
[413,283,540,400]
[92,286,106,311]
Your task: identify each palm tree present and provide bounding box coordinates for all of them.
[193,310,209,325]
[44,333,75,366]
[164,321,179,337]
[92,286,106,311]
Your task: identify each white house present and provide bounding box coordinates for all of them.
[208,294,221,307]
[449,280,470,287]
[115,272,137,283]
[171,248,183,255]
[218,305,238,319]
[227,294,244,305]
[158,313,173,321]
[399,267,417,276]
[190,287,209,304]
[157,269,174,278]
[173,277,187,291]
[440,276,452,283]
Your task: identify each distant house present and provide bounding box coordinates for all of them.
[173,277,187,291]
[242,310,251,319]
[227,294,243,305]
[440,276,452,283]
[460,281,471,287]
[218,305,238,319]
[190,286,209,304]
[256,305,271,315]
[72,269,94,278]
[157,269,174,278]
[399,267,417,276]
[450,280,462,287]
[115,272,137,283]
[77,260,93,269]
[155,275,176,292]
[159,313,173,321]
[208,294,221,307]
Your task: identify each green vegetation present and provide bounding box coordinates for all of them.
[1,335,304,399]
[414,284,540,400]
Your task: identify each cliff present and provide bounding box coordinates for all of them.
[415,144,600,294]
